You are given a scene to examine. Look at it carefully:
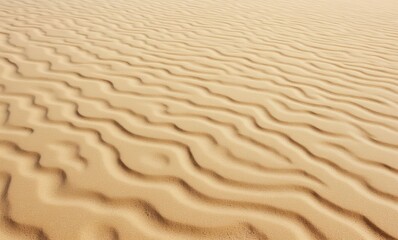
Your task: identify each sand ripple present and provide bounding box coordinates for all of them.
[1,0,398,239]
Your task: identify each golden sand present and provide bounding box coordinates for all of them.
[1,0,398,239]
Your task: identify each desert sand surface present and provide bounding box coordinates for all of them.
[0,0,398,239]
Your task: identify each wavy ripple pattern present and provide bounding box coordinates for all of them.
[0,0,398,239]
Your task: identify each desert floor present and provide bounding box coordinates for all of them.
[1,0,398,239]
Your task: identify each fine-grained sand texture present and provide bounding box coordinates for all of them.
[1,0,398,239]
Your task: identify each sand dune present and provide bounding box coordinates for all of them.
[1,0,398,239]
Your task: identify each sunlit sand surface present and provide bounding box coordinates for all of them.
[1,0,398,239]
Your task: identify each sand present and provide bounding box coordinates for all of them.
[0,0,398,239]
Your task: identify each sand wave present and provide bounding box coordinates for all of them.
[1,0,398,239]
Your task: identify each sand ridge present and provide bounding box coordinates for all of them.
[0,0,398,239]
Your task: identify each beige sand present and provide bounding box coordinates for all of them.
[1,0,398,239]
